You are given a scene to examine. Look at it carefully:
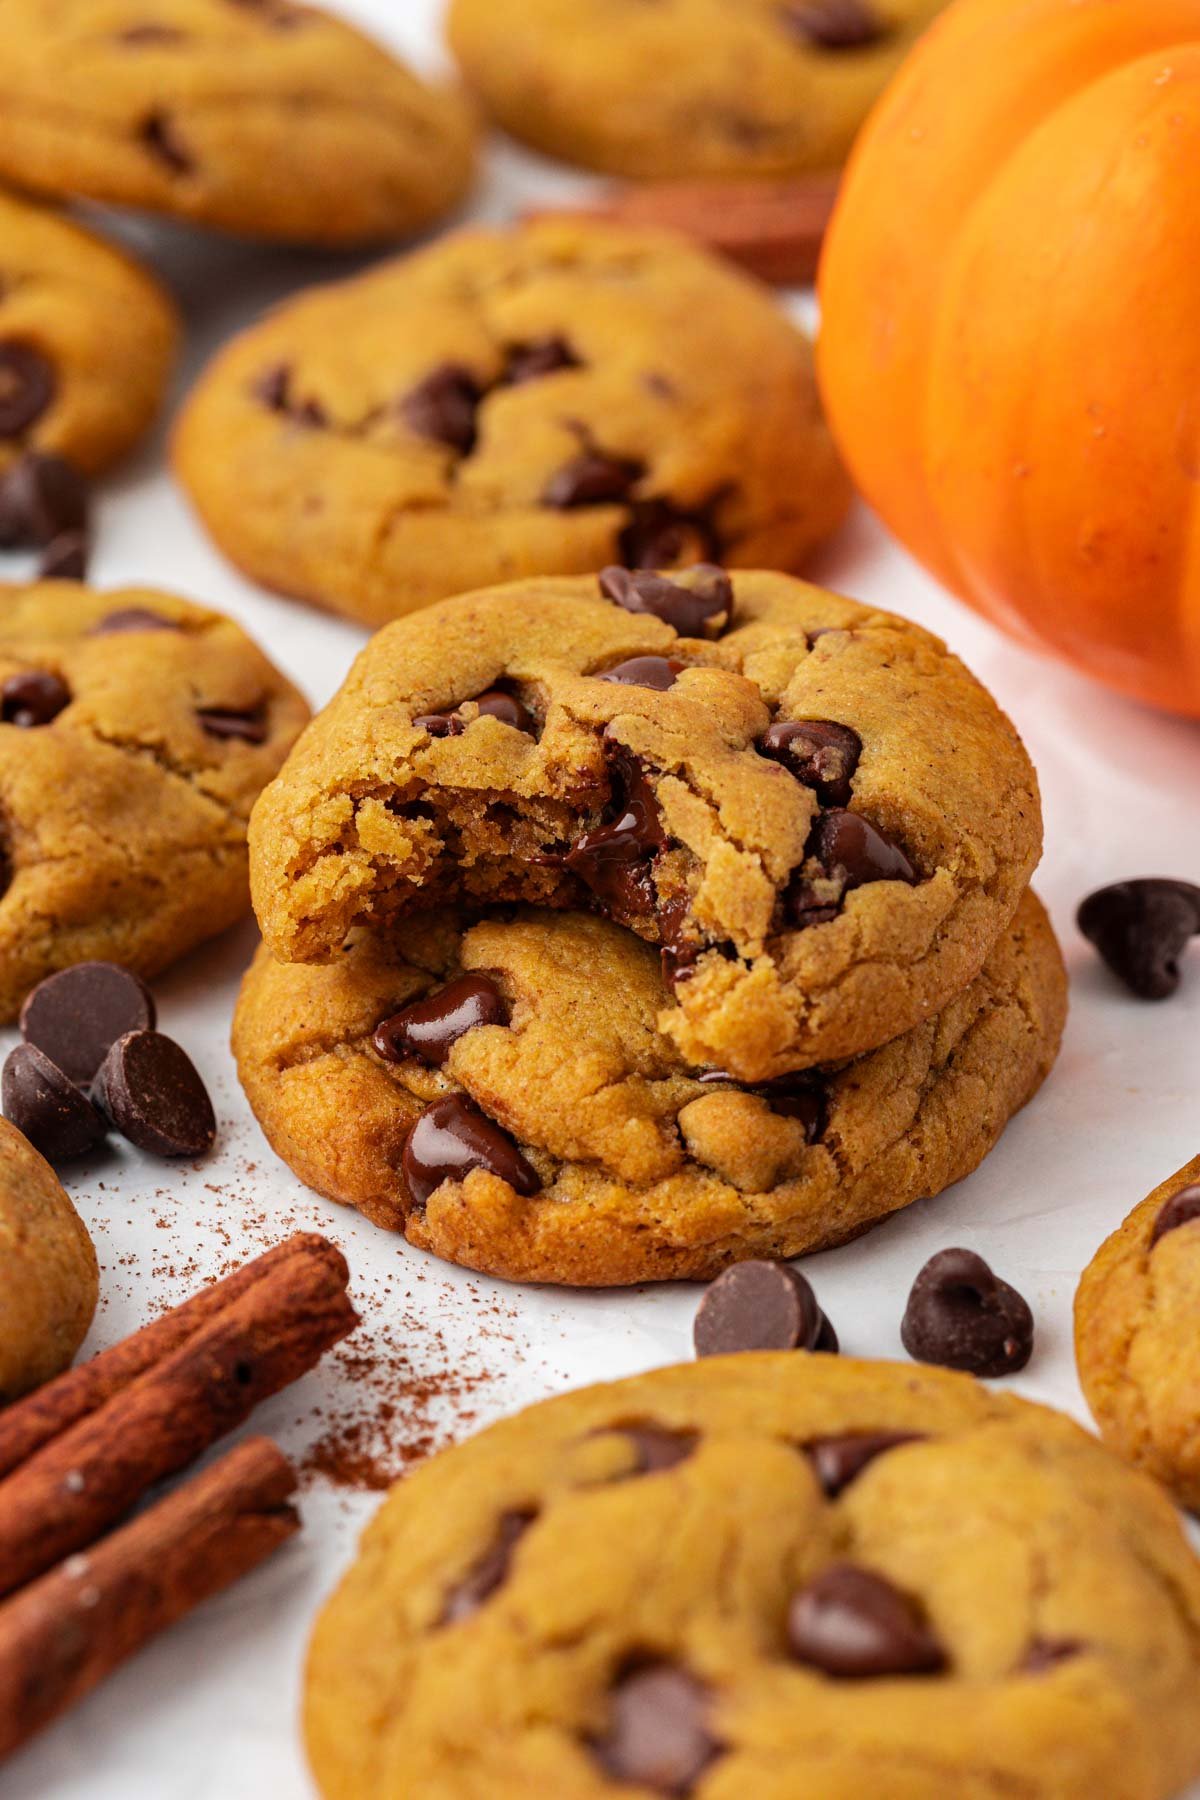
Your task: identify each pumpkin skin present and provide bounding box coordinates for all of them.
[819,0,1200,717]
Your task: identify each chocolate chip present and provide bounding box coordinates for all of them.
[503,337,580,384]
[812,1310,839,1354]
[619,497,721,569]
[565,743,667,919]
[0,343,56,438]
[693,1259,836,1357]
[2,1044,108,1163]
[614,1423,699,1475]
[402,1093,540,1210]
[373,973,508,1068]
[590,1663,718,1794]
[197,707,268,744]
[0,452,88,548]
[698,1068,826,1143]
[1,671,69,728]
[759,720,862,808]
[415,687,533,738]
[598,655,685,691]
[787,1564,946,1678]
[252,362,326,427]
[807,809,916,888]
[780,0,885,49]
[543,451,642,509]
[400,363,482,455]
[598,565,733,638]
[804,1431,925,1498]
[1077,879,1200,1000]
[92,1030,216,1158]
[1150,1184,1200,1247]
[440,1510,536,1624]
[140,110,193,173]
[19,962,156,1087]
[900,1248,1033,1378]
[39,529,88,581]
[1019,1638,1083,1674]
[89,608,181,636]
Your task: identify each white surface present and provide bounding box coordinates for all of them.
[5,2,1200,1794]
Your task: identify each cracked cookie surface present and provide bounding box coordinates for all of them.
[248,570,1042,1078]
[447,0,949,180]
[173,219,849,625]
[0,1116,97,1400]
[233,892,1064,1284]
[0,0,476,246]
[305,1353,1200,1800]
[0,580,309,1020]
[1076,1154,1200,1511]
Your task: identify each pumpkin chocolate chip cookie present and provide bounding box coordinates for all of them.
[0,1117,97,1401]
[173,219,849,625]
[1076,1155,1200,1511]
[0,580,309,1021]
[0,0,476,246]
[248,570,1042,1079]
[233,892,1064,1284]
[446,0,950,181]
[305,1354,1200,1800]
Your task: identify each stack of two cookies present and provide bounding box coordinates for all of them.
[234,564,1065,1287]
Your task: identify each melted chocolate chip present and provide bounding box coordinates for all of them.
[901,1248,1034,1378]
[565,743,667,919]
[400,363,482,455]
[598,564,732,637]
[598,655,685,691]
[440,1510,536,1625]
[543,451,642,509]
[1,671,69,728]
[92,1030,216,1158]
[89,608,181,637]
[39,529,88,581]
[415,687,533,738]
[1078,879,1200,1000]
[780,0,885,49]
[20,962,156,1087]
[0,452,88,548]
[1150,1184,1200,1247]
[2,1043,108,1164]
[619,496,721,569]
[1020,1638,1084,1674]
[759,719,862,808]
[252,363,326,427]
[0,342,56,438]
[140,110,193,174]
[503,337,580,384]
[401,1093,540,1210]
[373,973,508,1068]
[590,1663,719,1795]
[804,1431,925,1499]
[693,1259,835,1358]
[787,1564,946,1678]
[615,1423,699,1475]
[807,809,916,888]
[698,1068,826,1143]
[197,707,268,744]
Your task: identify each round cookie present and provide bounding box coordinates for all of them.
[0,1,476,247]
[0,581,310,1021]
[173,219,850,626]
[0,1117,97,1401]
[248,570,1043,1079]
[306,1354,1200,1800]
[446,0,949,181]
[1075,1155,1200,1511]
[0,187,178,477]
[233,892,1064,1284]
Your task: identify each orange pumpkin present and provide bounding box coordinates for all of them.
[819,0,1200,717]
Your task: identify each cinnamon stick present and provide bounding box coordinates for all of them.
[0,1437,299,1762]
[0,1232,345,1479]
[0,1239,356,1597]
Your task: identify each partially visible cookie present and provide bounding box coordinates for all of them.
[447,0,950,181]
[0,581,310,1020]
[233,892,1064,1284]
[306,1353,1200,1800]
[0,1117,97,1400]
[173,219,849,625]
[0,1,476,246]
[248,571,1042,1079]
[1076,1155,1200,1510]
[0,187,178,477]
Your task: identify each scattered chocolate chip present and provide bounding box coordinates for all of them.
[565,743,667,919]
[543,450,642,509]
[759,719,862,808]
[140,110,193,174]
[440,1509,536,1624]
[787,1564,946,1678]
[402,1093,540,1210]
[92,1030,216,1158]
[1019,1638,1083,1674]
[502,337,580,384]
[780,0,885,49]
[614,1423,699,1475]
[0,342,56,438]
[19,962,156,1087]
[599,564,733,637]
[693,1259,836,1358]
[2,1044,108,1163]
[39,529,88,581]
[698,1068,826,1143]
[901,1248,1034,1378]
[0,452,88,548]
[619,497,721,569]
[400,363,482,455]
[1150,1184,1200,1247]
[590,1663,719,1794]
[808,809,916,888]
[1077,879,1200,1000]
[196,706,268,744]
[89,608,181,637]
[415,687,533,738]
[812,1310,839,1354]
[804,1431,925,1499]
[373,973,508,1069]
[1,670,70,728]
[598,655,685,691]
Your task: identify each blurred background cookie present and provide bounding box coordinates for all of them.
[0,1116,97,1400]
